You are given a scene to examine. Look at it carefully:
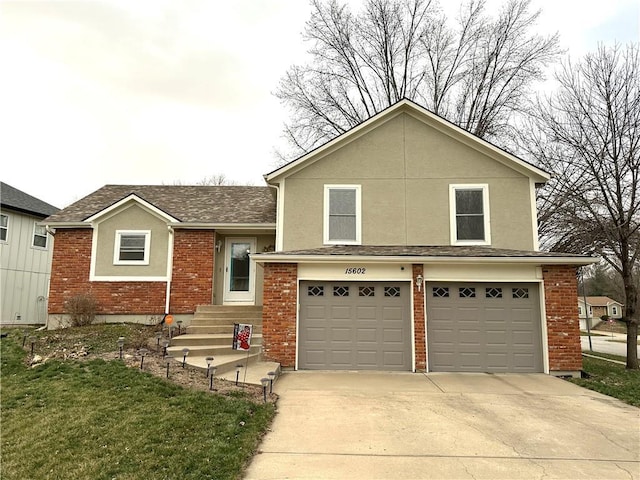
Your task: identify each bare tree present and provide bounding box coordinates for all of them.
[167,174,245,186]
[524,44,640,369]
[276,0,560,156]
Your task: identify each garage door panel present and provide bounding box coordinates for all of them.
[299,281,411,370]
[427,282,542,373]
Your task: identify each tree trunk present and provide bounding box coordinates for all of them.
[623,268,639,370]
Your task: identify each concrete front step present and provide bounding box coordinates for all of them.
[179,354,280,386]
[195,305,263,314]
[167,344,261,358]
[186,325,263,335]
[170,333,263,347]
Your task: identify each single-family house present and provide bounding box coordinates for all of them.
[43,99,595,377]
[1,182,59,325]
[578,296,624,329]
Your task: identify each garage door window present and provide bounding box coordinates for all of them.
[459,287,476,298]
[308,285,324,296]
[333,286,350,296]
[359,286,375,297]
[512,287,529,299]
[432,287,449,298]
[486,287,502,298]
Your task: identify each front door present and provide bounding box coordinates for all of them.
[223,237,256,304]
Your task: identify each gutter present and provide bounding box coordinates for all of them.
[251,254,598,266]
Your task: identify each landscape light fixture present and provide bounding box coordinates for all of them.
[154,331,163,352]
[181,347,190,368]
[29,336,37,356]
[22,330,29,347]
[138,348,148,369]
[117,337,125,360]
[177,319,183,335]
[206,356,215,377]
[267,371,276,394]
[166,360,171,378]
[260,378,270,402]
[161,339,170,359]
[235,364,243,386]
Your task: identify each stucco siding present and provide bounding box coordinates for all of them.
[281,112,535,250]
[93,203,169,278]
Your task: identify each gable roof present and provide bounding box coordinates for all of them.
[579,296,624,307]
[43,185,276,226]
[0,182,59,218]
[265,98,550,184]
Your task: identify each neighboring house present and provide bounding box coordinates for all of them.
[44,99,595,377]
[578,296,624,329]
[1,182,59,326]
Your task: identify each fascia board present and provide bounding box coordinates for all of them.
[84,194,179,223]
[252,254,598,266]
[168,223,276,230]
[264,99,550,184]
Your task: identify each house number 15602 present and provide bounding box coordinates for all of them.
[345,267,366,274]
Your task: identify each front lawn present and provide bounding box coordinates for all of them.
[571,354,640,407]
[0,328,275,480]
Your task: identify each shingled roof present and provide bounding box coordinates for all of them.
[43,185,276,225]
[1,182,59,217]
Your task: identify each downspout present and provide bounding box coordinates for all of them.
[165,225,175,314]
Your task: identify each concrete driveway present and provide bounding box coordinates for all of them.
[245,372,639,479]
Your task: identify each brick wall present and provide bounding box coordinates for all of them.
[48,229,166,314]
[169,230,215,313]
[262,263,297,367]
[413,264,426,371]
[543,265,582,372]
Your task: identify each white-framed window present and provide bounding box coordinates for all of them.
[612,306,618,316]
[449,184,491,245]
[578,305,583,315]
[114,230,151,265]
[32,224,48,249]
[324,185,361,245]
[0,214,8,242]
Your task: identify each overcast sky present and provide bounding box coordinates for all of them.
[1,0,638,209]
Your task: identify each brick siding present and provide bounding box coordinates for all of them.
[169,230,214,313]
[48,228,215,316]
[543,265,582,372]
[413,264,426,371]
[262,263,297,367]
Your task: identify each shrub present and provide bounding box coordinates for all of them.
[601,314,610,321]
[65,293,99,327]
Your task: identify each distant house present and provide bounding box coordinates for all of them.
[44,99,596,377]
[1,182,59,326]
[578,296,624,329]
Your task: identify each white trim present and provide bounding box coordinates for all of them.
[253,253,597,266]
[223,237,257,303]
[410,279,416,372]
[323,184,362,245]
[275,182,284,251]
[31,223,48,250]
[295,277,300,370]
[0,213,8,243]
[539,280,550,374]
[90,275,169,282]
[113,230,151,265]
[449,184,491,246]
[85,194,179,223]
[530,178,540,250]
[165,226,174,313]
[167,222,276,230]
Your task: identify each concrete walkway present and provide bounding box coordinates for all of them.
[581,331,639,359]
[245,372,640,479]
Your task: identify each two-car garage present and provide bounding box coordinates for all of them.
[297,280,543,373]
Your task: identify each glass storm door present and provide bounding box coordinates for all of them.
[223,237,256,303]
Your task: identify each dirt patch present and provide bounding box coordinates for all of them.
[27,344,275,404]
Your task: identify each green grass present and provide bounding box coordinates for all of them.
[571,354,640,407]
[0,332,275,480]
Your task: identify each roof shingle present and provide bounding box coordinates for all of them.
[43,185,275,225]
[1,182,59,217]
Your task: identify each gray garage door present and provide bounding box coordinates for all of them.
[426,282,543,373]
[299,281,411,370]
